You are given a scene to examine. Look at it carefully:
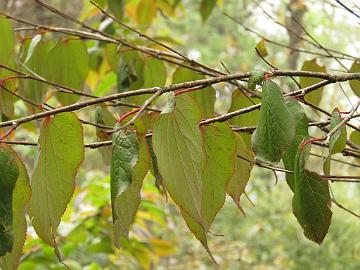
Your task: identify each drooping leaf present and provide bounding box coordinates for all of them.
[229,90,260,149]
[48,39,89,105]
[255,39,268,58]
[252,80,295,163]
[293,145,332,244]
[95,106,116,165]
[300,58,326,106]
[349,60,360,97]
[227,132,255,210]
[248,71,264,91]
[323,108,347,175]
[153,94,206,226]
[29,112,84,246]
[0,147,19,257]
[146,137,166,194]
[136,0,157,26]
[110,129,138,219]
[112,132,150,247]
[108,0,125,20]
[181,122,236,260]
[172,65,215,118]
[200,0,216,22]
[0,17,14,64]
[199,122,236,226]
[282,98,309,191]
[0,145,31,270]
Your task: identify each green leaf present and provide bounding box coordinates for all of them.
[293,146,332,244]
[199,122,236,226]
[227,133,255,210]
[24,34,42,63]
[143,58,167,88]
[0,17,15,118]
[252,80,295,163]
[0,147,19,257]
[108,0,125,20]
[117,54,132,93]
[255,39,268,58]
[111,130,138,215]
[282,98,309,191]
[200,0,216,22]
[133,56,166,104]
[0,145,31,270]
[0,17,15,64]
[323,108,347,175]
[172,65,215,118]
[0,64,16,118]
[229,90,260,149]
[147,138,166,194]
[136,0,157,26]
[153,94,206,226]
[48,39,89,105]
[248,71,264,91]
[350,130,360,147]
[20,40,53,107]
[95,106,116,165]
[349,60,360,97]
[29,112,84,246]
[182,122,236,239]
[112,131,150,247]
[300,58,326,106]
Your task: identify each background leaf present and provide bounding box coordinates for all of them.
[48,39,89,105]
[349,60,360,97]
[229,90,260,149]
[172,65,215,118]
[108,0,125,20]
[300,58,326,106]
[200,0,216,22]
